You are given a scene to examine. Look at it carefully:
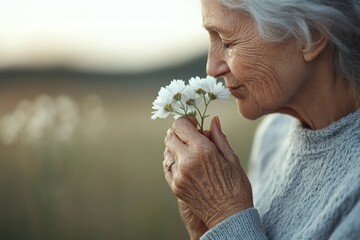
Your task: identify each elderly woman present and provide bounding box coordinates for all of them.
[163,0,360,239]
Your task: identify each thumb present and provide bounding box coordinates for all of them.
[210,116,239,165]
[182,116,198,128]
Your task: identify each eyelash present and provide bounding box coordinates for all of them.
[222,42,231,49]
[208,31,231,50]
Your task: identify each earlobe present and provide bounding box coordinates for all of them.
[301,33,328,62]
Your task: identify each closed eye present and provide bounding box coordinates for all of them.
[222,42,231,49]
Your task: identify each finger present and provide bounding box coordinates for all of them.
[163,148,175,172]
[163,148,176,184]
[165,129,187,156]
[183,116,198,128]
[182,116,210,139]
[184,116,211,140]
[201,130,212,140]
[172,117,203,144]
[210,116,239,165]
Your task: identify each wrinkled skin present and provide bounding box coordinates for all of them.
[163,117,253,238]
[177,199,208,239]
[162,0,359,238]
[201,0,358,130]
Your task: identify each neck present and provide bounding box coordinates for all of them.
[280,59,360,130]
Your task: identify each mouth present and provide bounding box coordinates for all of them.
[228,85,243,94]
[227,85,246,99]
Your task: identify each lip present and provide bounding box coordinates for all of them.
[228,85,242,94]
[228,85,246,98]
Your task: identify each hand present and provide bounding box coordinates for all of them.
[163,116,253,229]
[178,199,208,240]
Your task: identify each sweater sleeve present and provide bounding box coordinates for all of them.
[329,200,360,240]
[200,208,267,240]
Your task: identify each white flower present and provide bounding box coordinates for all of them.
[166,79,186,101]
[189,76,208,95]
[182,85,203,114]
[151,76,230,130]
[189,76,230,100]
[204,76,230,100]
[151,87,175,120]
[151,80,191,120]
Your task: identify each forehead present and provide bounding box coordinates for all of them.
[201,0,243,33]
[201,0,227,23]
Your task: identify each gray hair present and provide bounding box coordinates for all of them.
[218,0,360,87]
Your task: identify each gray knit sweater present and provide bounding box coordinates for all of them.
[202,109,360,239]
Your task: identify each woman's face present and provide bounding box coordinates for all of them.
[202,0,310,119]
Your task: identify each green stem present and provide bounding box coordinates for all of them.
[193,104,204,130]
[198,95,212,133]
[178,100,188,115]
[171,109,185,116]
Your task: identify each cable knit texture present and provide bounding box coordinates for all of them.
[201,109,360,239]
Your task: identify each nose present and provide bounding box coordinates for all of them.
[206,44,230,78]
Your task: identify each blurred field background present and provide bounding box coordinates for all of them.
[0,0,261,239]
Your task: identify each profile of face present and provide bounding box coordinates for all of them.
[202,0,313,120]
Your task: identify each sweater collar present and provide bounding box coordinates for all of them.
[291,108,360,153]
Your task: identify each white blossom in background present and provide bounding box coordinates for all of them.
[23,95,57,144]
[82,94,107,140]
[151,76,230,132]
[0,94,107,146]
[54,95,80,143]
[0,100,32,145]
[0,115,20,146]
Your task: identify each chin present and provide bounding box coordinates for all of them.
[236,99,265,120]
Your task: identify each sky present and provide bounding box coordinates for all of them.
[0,0,209,72]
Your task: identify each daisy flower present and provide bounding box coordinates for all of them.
[204,76,230,100]
[166,79,187,101]
[151,76,230,131]
[182,85,203,115]
[151,87,175,120]
[189,76,208,95]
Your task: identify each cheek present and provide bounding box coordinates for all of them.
[230,56,287,101]
[229,58,294,118]
[227,39,304,117]
[248,64,288,102]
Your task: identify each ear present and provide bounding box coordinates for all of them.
[301,32,328,62]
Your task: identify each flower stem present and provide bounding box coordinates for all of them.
[179,100,188,115]
[193,104,204,131]
[197,95,212,133]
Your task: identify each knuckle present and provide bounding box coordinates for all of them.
[177,157,204,181]
[163,161,171,173]
[162,159,167,170]
[172,175,186,195]
[195,144,215,159]
[164,129,173,143]
[203,146,215,158]
[178,161,193,178]
[163,148,171,158]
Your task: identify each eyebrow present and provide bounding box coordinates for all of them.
[202,24,232,35]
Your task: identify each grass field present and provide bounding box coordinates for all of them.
[0,77,261,240]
